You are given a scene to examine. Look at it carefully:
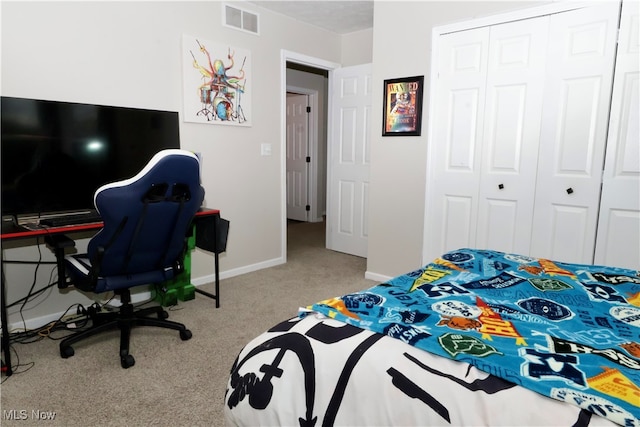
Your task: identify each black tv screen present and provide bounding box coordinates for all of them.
[1,96,180,218]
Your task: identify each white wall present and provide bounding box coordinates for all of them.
[0,0,354,327]
[341,28,374,67]
[366,1,544,278]
[2,0,556,326]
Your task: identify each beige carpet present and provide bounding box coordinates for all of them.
[0,220,375,426]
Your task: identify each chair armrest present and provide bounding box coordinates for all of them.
[45,234,76,289]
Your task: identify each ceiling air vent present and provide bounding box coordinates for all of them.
[223,4,259,35]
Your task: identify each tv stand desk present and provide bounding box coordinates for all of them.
[1,208,222,377]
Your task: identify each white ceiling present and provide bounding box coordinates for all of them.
[249,1,374,34]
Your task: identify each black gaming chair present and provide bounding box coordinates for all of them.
[48,149,205,368]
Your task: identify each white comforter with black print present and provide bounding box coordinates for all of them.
[224,315,621,426]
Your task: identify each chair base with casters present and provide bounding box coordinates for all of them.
[60,288,193,368]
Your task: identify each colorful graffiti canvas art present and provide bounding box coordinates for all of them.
[183,35,251,126]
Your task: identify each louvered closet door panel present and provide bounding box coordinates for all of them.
[425,27,490,260]
[595,0,640,269]
[530,3,620,263]
[476,17,549,254]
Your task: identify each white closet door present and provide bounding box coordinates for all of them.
[594,0,640,269]
[425,27,490,260]
[530,3,621,264]
[476,17,549,254]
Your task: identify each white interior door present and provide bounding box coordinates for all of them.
[530,3,620,264]
[326,63,372,257]
[286,92,309,221]
[424,26,490,261]
[476,17,549,254]
[594,0,640,269]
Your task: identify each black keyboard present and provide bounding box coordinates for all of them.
[40,211,102,227]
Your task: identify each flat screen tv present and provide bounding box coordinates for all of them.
[1,96,180,219]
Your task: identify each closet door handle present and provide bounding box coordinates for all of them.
[566,187,574,194]
[498,184,504,190]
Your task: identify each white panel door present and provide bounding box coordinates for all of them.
[424,27,490,262]
[286,93,309,221]
[476,17,549,254]
[595,0,640,269]
[530,3,620,263]
[327,63,372,257]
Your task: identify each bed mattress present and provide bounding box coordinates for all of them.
[225,248,639,426]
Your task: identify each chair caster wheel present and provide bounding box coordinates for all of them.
[121,354,135,369]
[180,329,192,341]
[61,346,74,358]
[158,310,169,320]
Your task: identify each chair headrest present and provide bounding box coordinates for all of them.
[94,149,200,209]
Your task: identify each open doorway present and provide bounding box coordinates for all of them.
[285,62,328,223]
[285,61,330,256]
[281,52,372,262]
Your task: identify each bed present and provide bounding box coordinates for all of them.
[224,248,640,426]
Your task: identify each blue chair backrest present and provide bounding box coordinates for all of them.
[88,149,205,277]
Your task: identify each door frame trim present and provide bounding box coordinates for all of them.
[435,1,594,34]
[421,0,617,265]
[280,50,340,262]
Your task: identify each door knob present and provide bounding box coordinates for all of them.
[566,187,574,194]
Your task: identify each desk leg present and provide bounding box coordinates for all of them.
[194,251,220,308]
[194,214,221,308]
[1,251,13,376]
[214,252,219,308]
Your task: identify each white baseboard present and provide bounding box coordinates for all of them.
[6,287,154,331]
[364,271,392,283]
[8,312,67,333]
[190,256,286,287]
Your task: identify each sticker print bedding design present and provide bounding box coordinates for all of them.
[302,249,640,425]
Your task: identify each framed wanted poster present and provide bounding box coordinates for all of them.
[382,75,424,136]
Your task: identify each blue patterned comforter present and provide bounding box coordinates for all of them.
[302,248,640,425]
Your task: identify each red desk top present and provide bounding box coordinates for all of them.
[1,208,220,241]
